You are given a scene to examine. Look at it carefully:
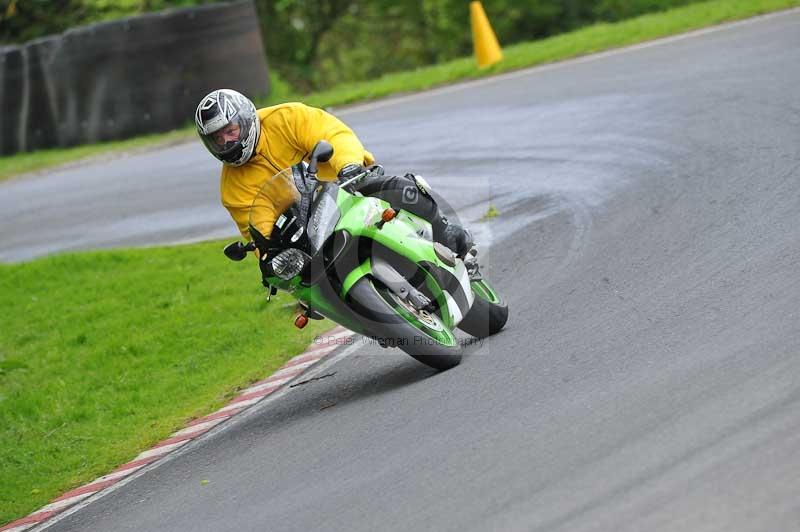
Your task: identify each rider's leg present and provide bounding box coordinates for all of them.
[354,171,473,258]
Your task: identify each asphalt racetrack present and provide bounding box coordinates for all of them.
[6,10,800,532]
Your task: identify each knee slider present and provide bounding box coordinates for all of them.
[405,173,433,196]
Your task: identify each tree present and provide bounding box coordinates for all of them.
[253,0,357,91]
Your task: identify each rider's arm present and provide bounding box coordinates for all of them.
[221,171,255,241]
[221,165,279,248]
[224,203,252,242]
[222,200,276,260]
[285,103,374,179]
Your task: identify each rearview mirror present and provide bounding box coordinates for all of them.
[308,140,334,175]
[311,140,334,163]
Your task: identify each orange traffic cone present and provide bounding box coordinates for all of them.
[470,1,503,68]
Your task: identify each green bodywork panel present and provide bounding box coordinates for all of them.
[471,279,502,305]
[263,186,461,329]
[341,258,372,298]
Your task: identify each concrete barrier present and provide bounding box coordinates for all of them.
[0,0,270,155]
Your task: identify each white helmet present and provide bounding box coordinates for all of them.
[195,89,259,166]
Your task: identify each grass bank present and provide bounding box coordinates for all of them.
[303,0,800,108]
[0,0,796,182]
[0,242,330,525]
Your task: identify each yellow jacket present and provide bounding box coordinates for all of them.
[220,102,375,241]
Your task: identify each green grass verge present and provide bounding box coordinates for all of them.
[0,241,331,525]
[0,0,796,183]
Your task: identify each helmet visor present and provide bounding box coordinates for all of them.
[199,110,254,163]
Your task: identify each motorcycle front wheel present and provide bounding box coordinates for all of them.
[347,277,462,370]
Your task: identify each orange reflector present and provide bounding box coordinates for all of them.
[294,315,309,329]
[381,208,396,222]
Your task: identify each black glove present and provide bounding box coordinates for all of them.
[338,163,366,179]
[248,223,272,258]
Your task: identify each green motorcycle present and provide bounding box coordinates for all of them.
[224,141,508,370]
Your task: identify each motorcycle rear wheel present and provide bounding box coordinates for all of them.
[457,279,508,339]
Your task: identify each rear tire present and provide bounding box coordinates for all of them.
[457,280,508,339]
[347,277,462,370]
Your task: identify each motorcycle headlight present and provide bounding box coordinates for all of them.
[270,248,308,280]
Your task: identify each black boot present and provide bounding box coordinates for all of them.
[353,171,474,257]
[432,215,474,258]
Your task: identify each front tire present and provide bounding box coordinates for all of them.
[457,279,508,339]
[347,277,462,370]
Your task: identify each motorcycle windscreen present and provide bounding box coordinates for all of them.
[248,166,302,245]
[306,183,341,254]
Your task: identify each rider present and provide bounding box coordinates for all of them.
[195,88,473,258]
